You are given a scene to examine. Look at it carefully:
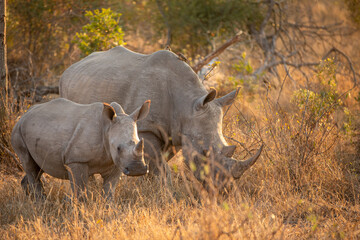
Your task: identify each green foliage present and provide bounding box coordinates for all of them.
[307,213,319,232]
[218,52,256,98]
[74,8,125,57]
[232,52,253,75]
[155,0,264,57]
[292,58,343,128]
[7,0,265,83]
[116,0,264,57]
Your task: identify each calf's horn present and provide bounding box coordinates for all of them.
[133,138,144,157]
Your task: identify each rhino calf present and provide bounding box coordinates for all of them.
[11,98,150,200]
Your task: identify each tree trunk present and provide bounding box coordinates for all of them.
[0,0,8,103]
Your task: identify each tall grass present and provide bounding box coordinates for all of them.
[1,69,359,239]
[0,156,359,239]
[0,89,29,174]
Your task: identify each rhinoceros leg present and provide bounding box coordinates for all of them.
[18,151,45,199]
[101,167,121,200]
[66,162,89,201]
[12,126,45,199]
[140,132,172,186]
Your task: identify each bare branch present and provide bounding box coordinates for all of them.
[192,32,244,73]
[246,1,358,88]
[322,47,358,86]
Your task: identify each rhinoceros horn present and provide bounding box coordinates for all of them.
[133,138,144,157]
[228,144,264,179]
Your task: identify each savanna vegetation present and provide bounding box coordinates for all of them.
[0,0,360,239]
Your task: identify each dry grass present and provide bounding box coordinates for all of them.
[0,152,359,239]
[0,87,360,239]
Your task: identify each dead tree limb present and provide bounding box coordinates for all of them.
[192,32,244,73]
[240,0,358,89]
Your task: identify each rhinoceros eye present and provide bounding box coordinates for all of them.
[117,146,122,152]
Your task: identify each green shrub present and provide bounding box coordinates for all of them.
[263,58,353,190]
[292,58,343,130]
[74,8,125,57]
[217,52,257,98]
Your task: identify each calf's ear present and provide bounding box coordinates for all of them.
[130,100,151,122]
[103,103,116,120]
[214,87,240,107]
[110,102,125,115]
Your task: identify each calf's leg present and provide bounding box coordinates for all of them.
[19,151,45,199]
[101,167,122,200]
[12,127,45,199]
[66,162,89,201]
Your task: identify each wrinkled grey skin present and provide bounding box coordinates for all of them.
[11,98,150,200]
[60,46,263,188]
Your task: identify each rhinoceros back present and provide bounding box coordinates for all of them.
[60,47,149,106]
[59,46,197,131]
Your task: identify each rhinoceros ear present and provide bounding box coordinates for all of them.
[103,103,116,120]
[130,100,151,122]
[214,87,240,107]
[195,88,217,110]
[110,102,125,115]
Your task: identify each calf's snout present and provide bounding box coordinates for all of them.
[124,162,148,176]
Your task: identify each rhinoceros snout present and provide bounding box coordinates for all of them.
[123,163,148,176]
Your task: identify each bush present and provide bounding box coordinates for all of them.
[74,8,125,57]
[262,58,356,197]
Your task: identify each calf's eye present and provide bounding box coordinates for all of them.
[117,146,122,152]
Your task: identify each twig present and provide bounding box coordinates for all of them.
[171,225,183,240]
[0,142,23,170]
[322,47,358,86]
[223,135,251,155]
[276,71,288,105]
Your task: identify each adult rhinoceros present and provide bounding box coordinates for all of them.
[60,46,263,187]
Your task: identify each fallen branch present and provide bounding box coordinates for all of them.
[21,85,59,102]
[32,85,59,96]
